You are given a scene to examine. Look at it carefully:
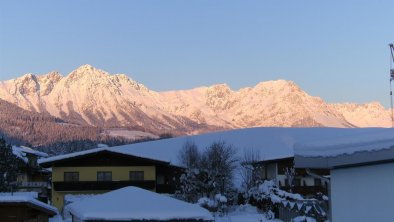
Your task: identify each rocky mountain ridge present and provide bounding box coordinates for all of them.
[0,64,391,135]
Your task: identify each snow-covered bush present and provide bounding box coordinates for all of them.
[197,193,228,214]
[247,180,303,203]
[240,179,304,215]
[291,216,317,222]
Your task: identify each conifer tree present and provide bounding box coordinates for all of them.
[0,138,20,191]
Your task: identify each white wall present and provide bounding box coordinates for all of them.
[331,162,394,222]
[266,163,277,180]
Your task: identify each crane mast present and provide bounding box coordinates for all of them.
[390,43,394,127]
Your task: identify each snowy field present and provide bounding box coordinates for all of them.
[103,129,159,140]
[215,204,283,222]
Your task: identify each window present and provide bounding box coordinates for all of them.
[97,172,112,181]
[294,178,301,186]
[314,178,322,186]
[129,171,144,181]
[157,175,165,185]
[28,156,38,168]
[64,172,79,182]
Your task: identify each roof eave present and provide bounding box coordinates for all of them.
[39,149,171,168]
[295,147,394,169]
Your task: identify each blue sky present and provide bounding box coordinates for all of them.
[0,1,393,106]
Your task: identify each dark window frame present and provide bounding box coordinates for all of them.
[64,172,79,182]
[97,171,112,181]
[294,178,301,187]
[314,178,322,187]
[129,171,144,181]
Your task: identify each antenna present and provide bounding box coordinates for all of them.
[390,43,394,127]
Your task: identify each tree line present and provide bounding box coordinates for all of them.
[0,99,153,155]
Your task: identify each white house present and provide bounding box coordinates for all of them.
[294,128,394,222]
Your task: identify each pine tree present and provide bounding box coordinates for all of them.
[0,138,20,191]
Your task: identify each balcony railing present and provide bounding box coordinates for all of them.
[53,180,156,191]
[18,181,49,188]
[280,185,328,196]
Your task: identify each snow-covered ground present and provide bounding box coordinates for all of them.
[50,198,324,222]
[103,129,159,140]
[54,205,285,222]
[215,204,282,222]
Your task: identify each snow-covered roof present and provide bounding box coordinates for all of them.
[0,195,58,216]
[13,146,48,163]
[64,194,97,204]
[0,192,38,199]
[39,147,170,167]
[294,128,394,169]
[39,127,389,167]
[67,186,213,221]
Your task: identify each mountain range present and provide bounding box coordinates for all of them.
[0,64,391,137]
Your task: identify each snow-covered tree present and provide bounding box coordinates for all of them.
[0,138,20,191]
[284,166,296,192]
[176,140,238,210]
[240,148,263,193]
[178,140,200,169]
[200,141,238,195]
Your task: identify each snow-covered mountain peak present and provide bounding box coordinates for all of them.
[114,73,130,80]
[19,73,37,81]
[75,64,96,72]
[0,66,391,131]
[255,79,300,90]
[68,64,108,78]
[207,83,232,93]
[9,73,40,95]
[362,101,386,109]
[64,65,111,87]
[112,74,150,92]
[38,71,62,81]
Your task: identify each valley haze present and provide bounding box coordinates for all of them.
[0,64,391,138]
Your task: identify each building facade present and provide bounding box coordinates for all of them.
[13,146,51,202]
[294,128,394,222]
[39,150,181,211]
[257,157,329,197]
